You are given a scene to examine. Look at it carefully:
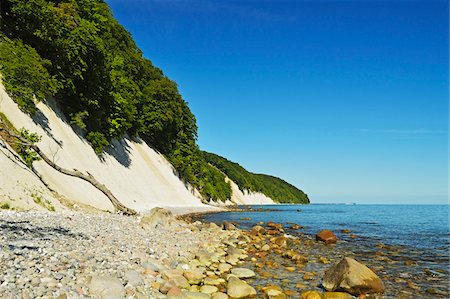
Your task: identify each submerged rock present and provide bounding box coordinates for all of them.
[316,230,337,244]
[322,257,385,295]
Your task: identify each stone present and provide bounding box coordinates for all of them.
[316,230,337,244]
[272,236,287,248]
[140,207,174,229]
[250,225,266,235]
[211,292,228,299]
[167,286,182,298]
[230,268,256,279]
[171,275,190,289]
[125,270,142,286]
[262,285,286,299]
[200,285,218,294]
[184,269,204,285]
[323,292,353,299]
[226,276,257,298]
[182,291,211,299]
[300,290,323,299]
[223,221,236,230]
[261,244,270,251]
[204,277,224,286]
[88,275,125,298]
[267,222,283,231]
[322,257,385,295]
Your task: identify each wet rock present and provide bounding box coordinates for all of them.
[300,290,323,299]
[250,225,266,235]
[322,257,384,295]
[227,276,257,298]
[267,222,283,231]
[140,207,174,229]
[88,275,125,298]
[316,230,337,244]
[262,285,286,299]
[323,292,353,299]
[230,268,256,278]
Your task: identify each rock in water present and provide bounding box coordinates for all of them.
[227,276,257,298]
[316,230,337,244]
[230,268,256,278]
[88,275,125,298]
[322,257,385,295]
[140,207,174,229]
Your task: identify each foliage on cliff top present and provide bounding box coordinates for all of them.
[0,0,306,203]
[203,151,309,204]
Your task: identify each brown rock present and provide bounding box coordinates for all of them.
[300,290,323,299]
[316,230,337,244]
[323,292,353,299]
[322,257,385,296]
[250,225,266,235]
[272,236,287,248]
[223,221,236,230]
[267,222,283,231]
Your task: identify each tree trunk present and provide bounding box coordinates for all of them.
[0,128,137,215]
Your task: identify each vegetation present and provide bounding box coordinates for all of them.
[203,152,309,204]
[0,112,41,167]
[0,202,11,209]
[0,0,306,203]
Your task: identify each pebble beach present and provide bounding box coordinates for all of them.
[0,208,448,299]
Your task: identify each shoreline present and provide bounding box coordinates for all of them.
[0,208,448,298]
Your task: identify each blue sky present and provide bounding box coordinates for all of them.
[106,0,448,204]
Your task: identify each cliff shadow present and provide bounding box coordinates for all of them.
[104,136,132,168]
[32,108,63,147]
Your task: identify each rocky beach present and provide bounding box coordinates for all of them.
[2,207,447,299]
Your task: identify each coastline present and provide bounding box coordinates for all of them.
[1,207,448,298]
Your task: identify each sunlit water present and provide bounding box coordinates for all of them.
[200,204,450,297]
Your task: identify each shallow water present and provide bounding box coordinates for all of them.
[201,204,450,298]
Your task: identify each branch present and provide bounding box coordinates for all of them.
[0,128,137,215]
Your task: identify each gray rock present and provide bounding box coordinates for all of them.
[89,275,125,298]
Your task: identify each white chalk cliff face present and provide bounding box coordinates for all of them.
[226,178,275,205]
[0,84,207,212]
[0,83,276,211]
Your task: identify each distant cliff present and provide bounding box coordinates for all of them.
[203,152,309,204]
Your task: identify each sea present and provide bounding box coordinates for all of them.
[200,204,450,298]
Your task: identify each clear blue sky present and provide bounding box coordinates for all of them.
[105,0,448,204]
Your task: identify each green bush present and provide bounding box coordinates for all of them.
[0,37,58,115]
[17,128,41,167]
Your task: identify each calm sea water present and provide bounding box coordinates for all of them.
[201,204,450,297]
[203,204,450,254]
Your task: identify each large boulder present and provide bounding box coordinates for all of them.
[227,276,257,298]
[140,207,174,229]
[316,230,337,244]
[322,257,385,295]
